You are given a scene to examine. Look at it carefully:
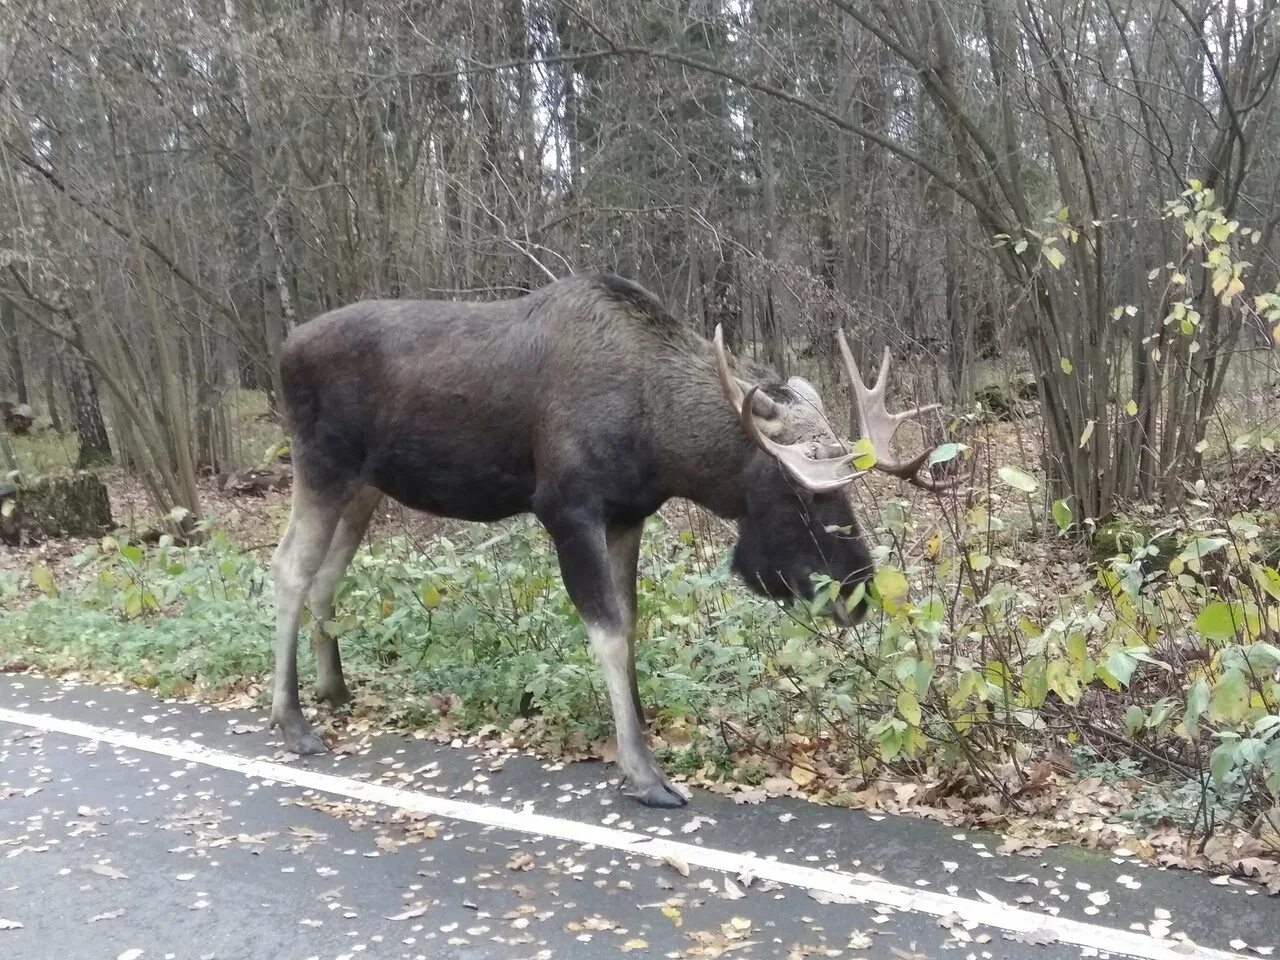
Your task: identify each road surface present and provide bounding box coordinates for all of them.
[0,674,1274,959]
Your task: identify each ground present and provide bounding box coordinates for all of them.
[1,672,1275,960]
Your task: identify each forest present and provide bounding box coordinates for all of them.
[1,0,1279,894]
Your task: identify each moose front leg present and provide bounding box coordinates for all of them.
[606,523,646,727]
[544,510,686,808]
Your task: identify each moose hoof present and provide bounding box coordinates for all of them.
[272,711,330,756]
[623,771,689,808]
[283,729,330,756]
[314,682,352,709]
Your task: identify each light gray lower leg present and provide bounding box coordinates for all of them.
[308,488,382,706]
[270,487,343,754]
[585,618,686,808]
[606,524,644,725]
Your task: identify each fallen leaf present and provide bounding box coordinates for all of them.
[88,863,129,881]
[0,919,22,931]
[88,909,124,923]
[808,889,857,905]
[722,878,745,900]
[386,902,430,921]
[663,855,689,877]
[790,764,816,788]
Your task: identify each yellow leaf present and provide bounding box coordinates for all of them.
[898,690,922,726]
[1125,399,1138,416]
[790,763,816,788]
[622,940,649,951]
[1043,246,1066,270]
[873,568,909,609]
[1273,322,1280,344]
[924,528,942,561]
[30,564,56,597]
[1060,357,1073,374]
[849,436,877,470]
[1209,220,1234,243]
[1079,420,1095,448]
[661,905,683,927]
[419,583,442,610]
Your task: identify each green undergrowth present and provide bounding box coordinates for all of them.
[1,490,1279,852]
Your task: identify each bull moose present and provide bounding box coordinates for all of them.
[271,273,961,807]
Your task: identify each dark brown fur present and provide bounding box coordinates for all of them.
[271,273,872,807]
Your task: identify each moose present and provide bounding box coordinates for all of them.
[270,273,961,807]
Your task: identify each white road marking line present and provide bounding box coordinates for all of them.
[0,705,1242,960]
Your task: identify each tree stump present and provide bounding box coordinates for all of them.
[0,473,113,545]
[0,400,35,435]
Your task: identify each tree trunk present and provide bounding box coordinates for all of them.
[43,357,62,432]
[60,346,113,468]
[1,296,26,405]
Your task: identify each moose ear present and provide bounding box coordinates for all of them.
[786,376,824,412]
[743,380,779,420]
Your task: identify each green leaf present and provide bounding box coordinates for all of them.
[1184,680,1210,739]
[1195,601,1242,642]
[1059,357,1073,374]
[1124,705,1145,736]
[1125,399,1138,416]
[1209,669,1249,724]
[1209,220,1234,243]
[1102,647,1139,688]
[1051,499,1072,533]
[1043,246,1066,269]
[997,465,1039,494]
[928,442,962,467]
[1210,742,1237,786]
[419,582,442,610]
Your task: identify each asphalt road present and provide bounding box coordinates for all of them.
[0,674,1274,960]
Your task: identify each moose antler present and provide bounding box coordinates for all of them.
[713,325,858,494]
[837,330,971,493]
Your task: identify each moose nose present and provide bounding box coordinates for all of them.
[829,593,869,628]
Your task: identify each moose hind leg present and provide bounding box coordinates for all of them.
[308,487,382,707]
[545,511,686,808]
[271,482,344,755]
